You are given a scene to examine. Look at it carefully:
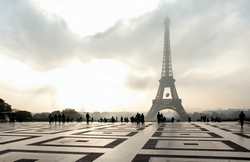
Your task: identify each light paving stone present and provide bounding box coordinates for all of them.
[0,122,250,162]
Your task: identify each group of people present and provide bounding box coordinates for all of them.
[197,111,246,128]
[120,116,129,122]
[98,116,130,123]
[130,113,145,124]
[87,113,145,124]
[48,113,73,124]
[48,111,247,128]
[85,112,144,124]
[157,112,175,123]
[199,115,222,122]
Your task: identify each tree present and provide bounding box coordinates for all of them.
[0,98,5,112]
[33,112,50,121]
[4,103,12,112]
[0,98,12,112]
[62,108,81,121]
[51,110,61,116]
[15,111,32,122]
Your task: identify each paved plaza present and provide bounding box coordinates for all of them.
[0,122,250,161]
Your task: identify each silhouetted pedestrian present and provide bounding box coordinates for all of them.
[136,113,140,124]
[48,113,52,124]
[54,114,58,124]
[141,113,145,124]
[171,117,175,123]
[62,113,65,123]
[239,111,246,128]
[86,113,90,124]
[130,116,135,123]
[111,116,115,123]
[58,113,62,124]
[157,112,161,123]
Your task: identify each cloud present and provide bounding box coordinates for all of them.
[0,0,250,110]
[0,0,78,70]
[126,73,155,90]
[2,0,250,73]
[78,0,250,80]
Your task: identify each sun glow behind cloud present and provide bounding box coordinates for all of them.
[0,54,148,112]
[0,0,160,112]
[33,0,161,36]
[54,59,139,111]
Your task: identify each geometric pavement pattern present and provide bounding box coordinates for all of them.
[0,122,250,161]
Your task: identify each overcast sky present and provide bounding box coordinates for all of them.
[0,0,250,113]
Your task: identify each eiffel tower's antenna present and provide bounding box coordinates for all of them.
[161,17,173,78]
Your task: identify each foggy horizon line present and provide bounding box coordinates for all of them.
[23,107,250,114]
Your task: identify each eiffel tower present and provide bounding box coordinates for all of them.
[146,17,188,121]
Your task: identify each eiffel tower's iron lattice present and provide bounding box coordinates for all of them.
[146,17,188,121]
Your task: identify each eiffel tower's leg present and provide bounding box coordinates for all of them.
[170,84,179,99]
[175,103,188,121]
[155,84,164,99]
[146,104,159,121]
[146,100,189,121]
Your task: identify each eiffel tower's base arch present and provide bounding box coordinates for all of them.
[146,99,188,121]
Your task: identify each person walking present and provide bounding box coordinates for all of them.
[239,111,246,128]
[62,113,65,124]
[157,112,161,123]
[48,113,52,124]
[141,113,145,124]
[86,113,90,124]
[54,114,58,124]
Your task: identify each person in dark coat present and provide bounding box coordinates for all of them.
[54,114,58,124]
[239,111,246,128]
[141,113,145,124]
[157,112,161,123]
[86,113,90,124]
[62,113,65,124]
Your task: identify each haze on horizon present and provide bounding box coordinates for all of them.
[0,0,250,113]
